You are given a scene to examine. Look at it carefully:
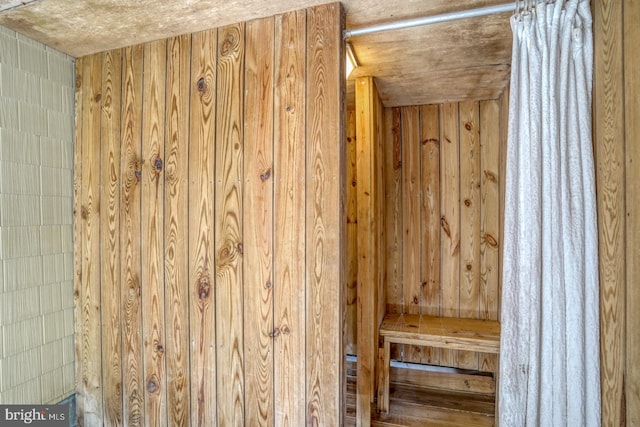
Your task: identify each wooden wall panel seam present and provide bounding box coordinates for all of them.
[624,0,640,423]
[188,28,218,427]
[78,52,104,426]
[273,8,307,427]
[164,34,192,427]
[100,48,124,427]
[594,0,626,425]
[439,102,461,368]
[215,22,246,427]
[420,103,441,366]
[141,39,168,427]
[355,76,375,425]
[243,16,275,427]
[458,101,480,371]
[119,43,145,427]
[305,4,343,425]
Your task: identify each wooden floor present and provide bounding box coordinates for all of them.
[345,361,495,427]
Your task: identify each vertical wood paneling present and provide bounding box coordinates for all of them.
[625,0,640,422]
[355,76,376,425]
[458,101,480,371]
[100,48,123,426]
[479,99,500,374]
[377,98,504,375]
[594,0,625,425]
[439,102,460,368]
[401,106,421,364]
[374,88,385,348]
[78,53,103,426]
[346,109,357,357]
[384,107,403,362]
[75,5,344,425]
[215,22,245,427]
[273,10,307,426]
[164,34,191,427]
[306,3,344,425]
[188,28,217,427]
[72,55,83,427]
[243,16,275,427]
[140,39,167,427]
[420,104,440,366]
[120,44,144,427]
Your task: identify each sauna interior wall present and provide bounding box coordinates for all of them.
[346,94,507,372]
[73,3,345,425]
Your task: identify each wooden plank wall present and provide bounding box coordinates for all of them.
[354,76,385,426]
[73,4,345,426]
[623,0,640,423]
[378,98,505,371]
[593,0,640,424]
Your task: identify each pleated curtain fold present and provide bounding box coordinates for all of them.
[499,0,601,425]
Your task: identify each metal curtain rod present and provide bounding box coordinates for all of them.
[343,2,516,40]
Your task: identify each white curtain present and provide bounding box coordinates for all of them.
[499,1,600,426]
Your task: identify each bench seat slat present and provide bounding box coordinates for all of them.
[379,314,500,354]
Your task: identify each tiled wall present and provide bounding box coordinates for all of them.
[0,26,75,404]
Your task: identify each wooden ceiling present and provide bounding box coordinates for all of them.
[0,0,513,107]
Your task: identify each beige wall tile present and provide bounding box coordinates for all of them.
[0,96,18,129]
[0,25,74,405]
[18,101,47,136]
[0,31,17,67]
[0,345,41,391]
[18,39,48,77]
[2,316,43,356]
[1,226,41,258]
[0,129,40,164]
[3,256,43,291]
[0,287,40,324]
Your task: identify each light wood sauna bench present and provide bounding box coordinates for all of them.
[377,313,501,413]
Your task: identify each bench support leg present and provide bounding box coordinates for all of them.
[377,340,390,413]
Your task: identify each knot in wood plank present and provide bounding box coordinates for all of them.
[154,157,163,172]
[485,233,498,248]
[220,28,240,57]
[260,168,271,182]
[484,170,498,183]
[422,137,439,146]
[440,216,451,238]
[197,277,211,300]
[196,77,207,94]
[146,378,159,394]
